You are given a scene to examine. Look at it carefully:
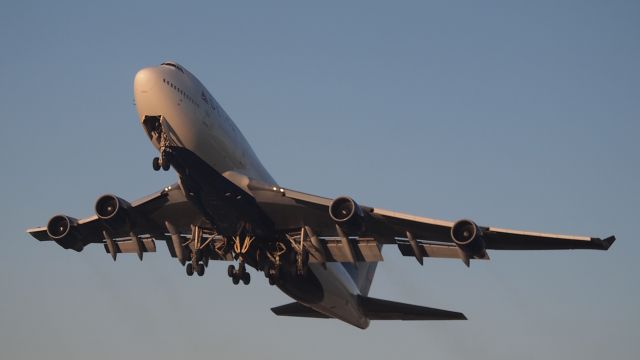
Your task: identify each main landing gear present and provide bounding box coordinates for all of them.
[186,262,205,277]
[227,263,250,285]
[227,234,254,285]
[185,225,211,277]
[264,242,287,286]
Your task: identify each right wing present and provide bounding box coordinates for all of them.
[253,185,614,266]
[27,183,229,262]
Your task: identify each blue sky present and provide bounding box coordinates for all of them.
[1,1,638,359]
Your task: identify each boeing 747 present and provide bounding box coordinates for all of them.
[27,62,615,328]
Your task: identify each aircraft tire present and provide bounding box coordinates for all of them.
[186,263,194,276]
[196,263,205,276]
[152,157,161,171]
[161,160,171,171]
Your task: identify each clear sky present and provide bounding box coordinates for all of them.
[1,1,638,359]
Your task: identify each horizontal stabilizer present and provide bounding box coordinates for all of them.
[271,298,466,322]
[271,302,330,318]
[359,296,467,320]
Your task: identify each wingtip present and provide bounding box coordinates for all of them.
[602,235,616,250]
[26,226,51,241]
[592,235,616,250]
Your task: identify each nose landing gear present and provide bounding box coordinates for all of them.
[152,154,171,171]
[150,117,172,171]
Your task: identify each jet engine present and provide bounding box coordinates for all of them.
[450,219,486,258]
[329,196,366,233]
[95,194,132,229]
[46,214,84,251]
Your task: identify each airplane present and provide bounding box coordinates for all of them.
[27,61,615,329]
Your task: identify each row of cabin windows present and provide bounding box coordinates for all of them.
[162,78,199,109]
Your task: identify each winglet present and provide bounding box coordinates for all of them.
[598,235,616,250]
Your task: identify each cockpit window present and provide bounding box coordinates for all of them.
[161,62,184,73]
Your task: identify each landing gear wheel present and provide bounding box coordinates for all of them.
[152,157,161,171]
[241,272,251,285]
[161,156,171,171]
[232,275,240,285]
[267,268,279,286]
[186,263,194,276]
[196,263,205,276]
[227,264,236,278]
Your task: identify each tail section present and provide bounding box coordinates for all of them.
[345,262,378,296]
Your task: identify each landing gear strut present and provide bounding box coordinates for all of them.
[227,234,254,285]
[185,225,213,277]
[286,228,310,276]
[264,242,287,286]
[152,123,172,171]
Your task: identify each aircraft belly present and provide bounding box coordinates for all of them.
[165,145,274,237]
[304,263,370,329]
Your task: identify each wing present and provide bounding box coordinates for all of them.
[254,185,615,266]
[27,183,231,263]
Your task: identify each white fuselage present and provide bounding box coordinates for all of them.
[134,63,275,184]
[133,62,369,328]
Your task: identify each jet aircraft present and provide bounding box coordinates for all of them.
[28,62,615,329]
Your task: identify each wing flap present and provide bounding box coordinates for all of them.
[317,237,384,263]
[397,241,489,260]
[104,238,157,254]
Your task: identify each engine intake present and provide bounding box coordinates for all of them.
[95,194,132,228]
[451,219,486,258]
[329,196,366,234]
[46,215,83,251]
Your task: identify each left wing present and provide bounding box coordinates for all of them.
[255,185,615,266]
[27,183,228,263]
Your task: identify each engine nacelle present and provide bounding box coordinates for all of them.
[450,219,486,258]
[329,196,366,234]
[95,194,132,229]
[46,215,84,251]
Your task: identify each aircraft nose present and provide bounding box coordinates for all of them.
[134,67,160,122]
[134,67,157,94]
